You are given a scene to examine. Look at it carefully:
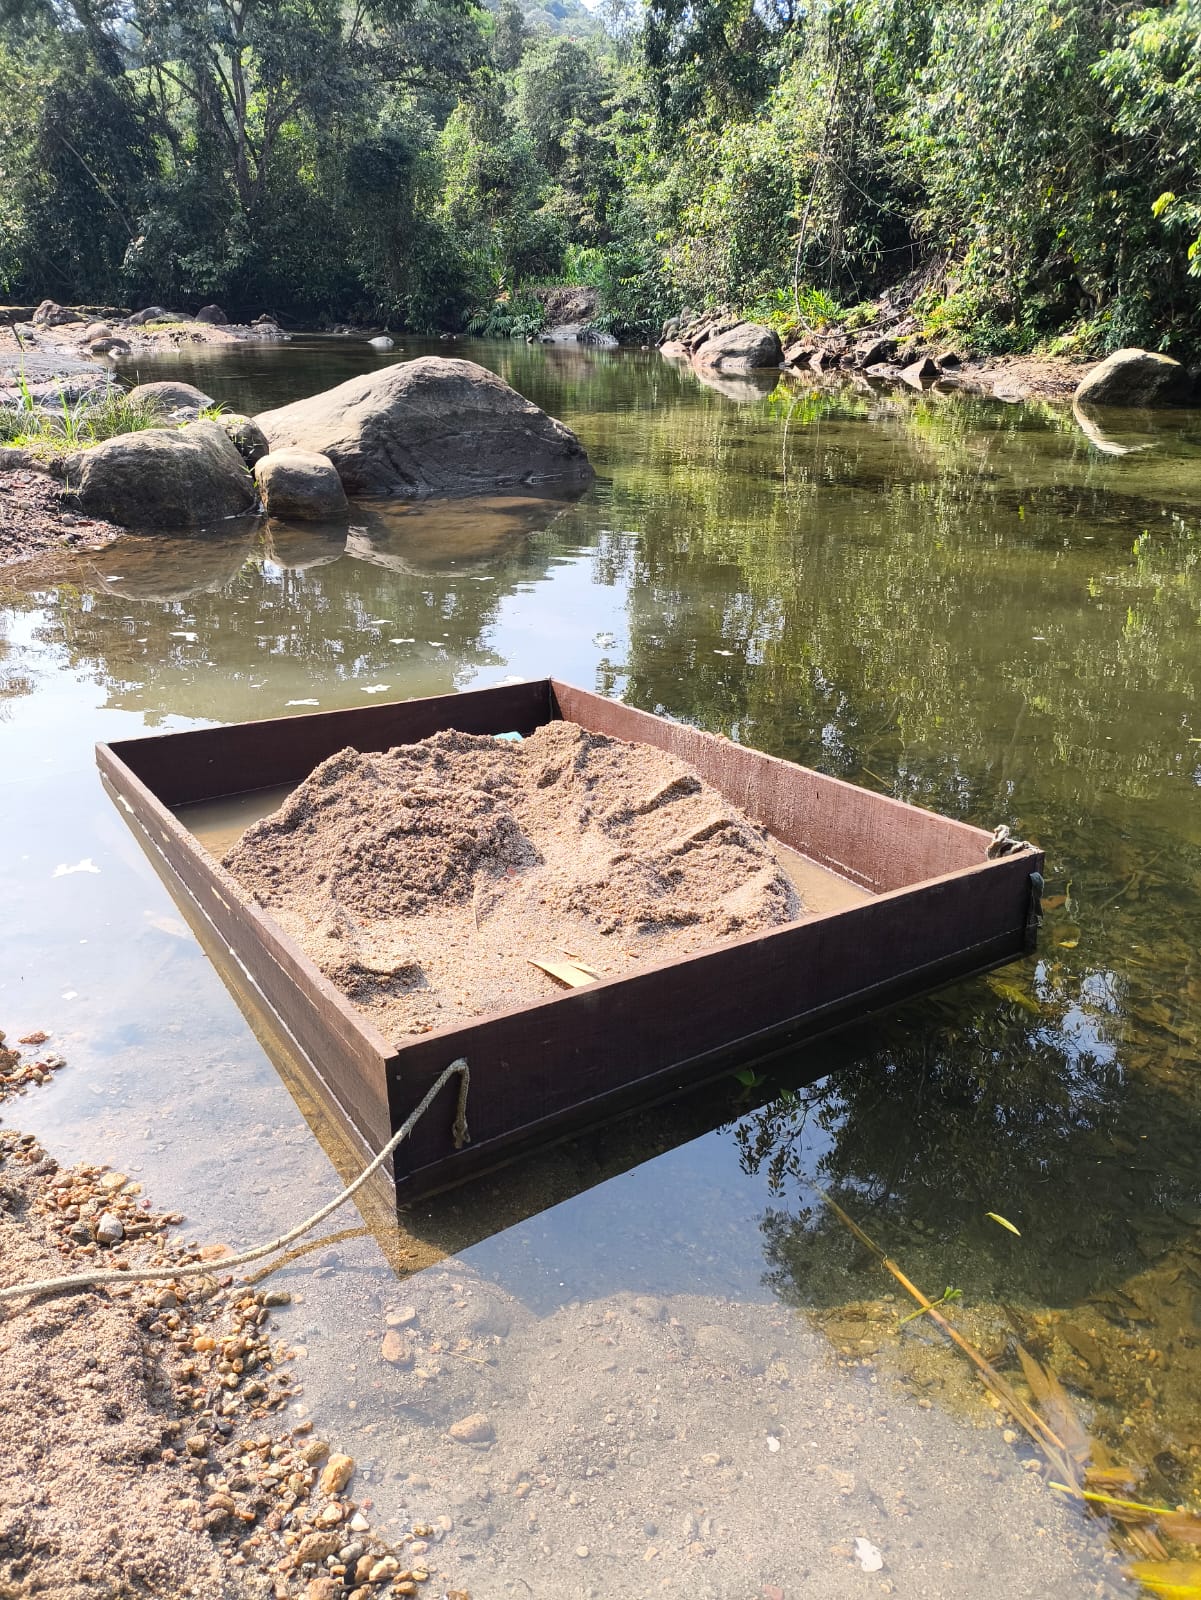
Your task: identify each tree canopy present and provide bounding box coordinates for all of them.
[0,0,1197,354]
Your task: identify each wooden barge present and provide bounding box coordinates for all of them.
[97,679,1043,1201]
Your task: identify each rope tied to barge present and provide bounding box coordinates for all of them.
[0,1058,470,1309]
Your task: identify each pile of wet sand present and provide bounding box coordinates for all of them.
[224,721,802,1038]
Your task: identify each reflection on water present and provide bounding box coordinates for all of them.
[3,336,1201,1594]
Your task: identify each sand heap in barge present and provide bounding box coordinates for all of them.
[224,721,802,1037]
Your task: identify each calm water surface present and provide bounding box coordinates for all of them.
[2,335,1200,1596]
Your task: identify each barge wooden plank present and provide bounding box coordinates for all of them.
[104,678,556,806]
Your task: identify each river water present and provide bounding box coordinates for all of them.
[2,335,1200,1597]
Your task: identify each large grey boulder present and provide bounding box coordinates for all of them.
[255,357,593,497]
[194,304,228,326]
[255,449,348,521]
[32,299,75,328]
[68,421,255,530]
[1073,348,1192,408]
[125,379,215,416]
[126,305,171,326]
[691,322,783,374]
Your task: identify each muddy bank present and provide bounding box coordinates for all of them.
[0,1032,464,1600]
[0,465,122,564]
[945,353,1095,403]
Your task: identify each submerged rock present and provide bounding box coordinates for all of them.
[68,421,255,530]
[255,356,593,498]
[255,448,348,521]
[1074,347,1193,407]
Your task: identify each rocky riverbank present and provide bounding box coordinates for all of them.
[0,1031,466,1600]
[3,301,288,379]
[0,462,122,563]
[660,304,1197,406]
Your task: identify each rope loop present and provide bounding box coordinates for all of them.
[0,1058,470,1310]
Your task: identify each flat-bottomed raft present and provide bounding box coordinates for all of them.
[97,680,1043,1200]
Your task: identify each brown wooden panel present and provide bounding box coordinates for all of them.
[551,681,990,892]
[98,746,395,1155]
[383,848,1039,1189]
[105,678,556,806]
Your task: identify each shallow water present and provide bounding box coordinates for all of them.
[3,334,1200,1595]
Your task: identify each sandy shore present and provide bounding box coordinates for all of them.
[0,1031,463,1600]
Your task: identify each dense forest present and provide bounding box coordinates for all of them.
[1,0,1198,355]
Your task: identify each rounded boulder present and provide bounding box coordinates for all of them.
[691,321,783,374]
[254,449,349,521]
[194,304,229,326]
[1073,348,1193,408]
[125,380,215,416]
[255,356,592,498]
[68,421,255,531]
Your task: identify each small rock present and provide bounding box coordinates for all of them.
[255,449,349,522]
[218,412,270,467]
[381,1329,413,1366]
[263,1288,292,1307]
[448,1413,494,1444]
[95,1211,124,1244]
[630,1296,665,1322]
[854,1536,884,1573]
[368,1557,399,1581]
[348,1511,369,1533]
[320,1453,355,1495]
[385,1306,417,1328]
[317,1503,345,1527]
[303,1439,331,1466]
[185,1435,208,1457]
[295,1531,343,1565]
[576,1545,590,1559]
[305,1580,341,1600]
[899,356,939,386]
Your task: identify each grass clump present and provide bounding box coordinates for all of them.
[0,376,162,459]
